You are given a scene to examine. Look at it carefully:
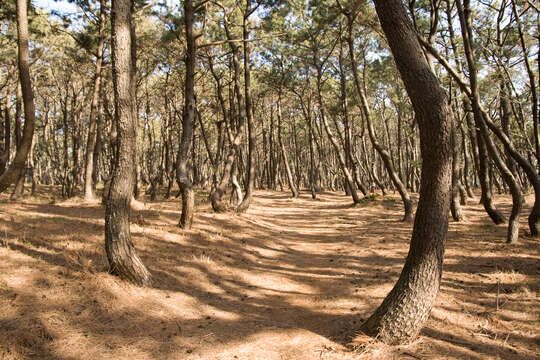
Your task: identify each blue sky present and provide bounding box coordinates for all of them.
[33,0,79,15]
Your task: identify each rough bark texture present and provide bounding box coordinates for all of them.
[105,0,151,286]
[361,0,452,345]
[176,0,195,228]
[0,0,36,194]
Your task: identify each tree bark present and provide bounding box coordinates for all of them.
[210,14,246,212]
[176,0,196,228]
[457,0,522,243]
[0,0,36,194]
[450,113,464,221]
[361,0,452,345]
[346,17,412,220]
[11,84,25,200]
[84,0,106,201]
[0,98,11,175]
[105,0,151,286]
[315,68,360,204]
[277,93,298,198]
[237,1,256,213]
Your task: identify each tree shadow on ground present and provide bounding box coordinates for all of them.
[0,189,538,359]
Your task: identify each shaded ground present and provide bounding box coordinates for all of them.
[0,186,538,359]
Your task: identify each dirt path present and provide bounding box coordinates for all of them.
[0,188,538,359]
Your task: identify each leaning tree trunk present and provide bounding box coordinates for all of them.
[361,0,452,345]
[315,68,360,204]
[0,0,36,194]
[210,15,246,212]
[176,0,196,228]
[457,0,522,243]
[465,101,506,224]
[346,15,412,220]
[105,0,151,286]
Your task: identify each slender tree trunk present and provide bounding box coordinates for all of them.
[346,15,412,219]
[105,0,151,286]
[176,0,196,228]
[210,17,246,212]
[84,0,106,201]
[0,0,36,194]
[510,0,539,166]
[0,98,11,176]
[277,93,298,198]
[450,113,464,221]
[458,0,522,243]
[11,84,25,200]
[237,1,256,212]
[361,0,452,344]
[315,68,360,204]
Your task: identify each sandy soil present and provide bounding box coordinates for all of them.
[0,186,538,359]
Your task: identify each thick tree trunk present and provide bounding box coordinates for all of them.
[0,0,36,194]
[105,0,151,286]
[361,0,452,344]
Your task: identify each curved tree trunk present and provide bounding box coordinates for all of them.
[105,0,151,286]
[361,0,452,344]
[466,101,505,224]
[210,14,246,212]
[346,14,412,220]
[0,0,36,194]
[315,69,360,204]
[457,0,522,243]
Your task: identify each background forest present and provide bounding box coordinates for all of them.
[0,0,538,359]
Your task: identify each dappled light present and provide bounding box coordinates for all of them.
[1,188,538,359]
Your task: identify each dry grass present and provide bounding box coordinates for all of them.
[0,185,538,359]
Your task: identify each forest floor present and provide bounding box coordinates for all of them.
[0,186,538,360]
